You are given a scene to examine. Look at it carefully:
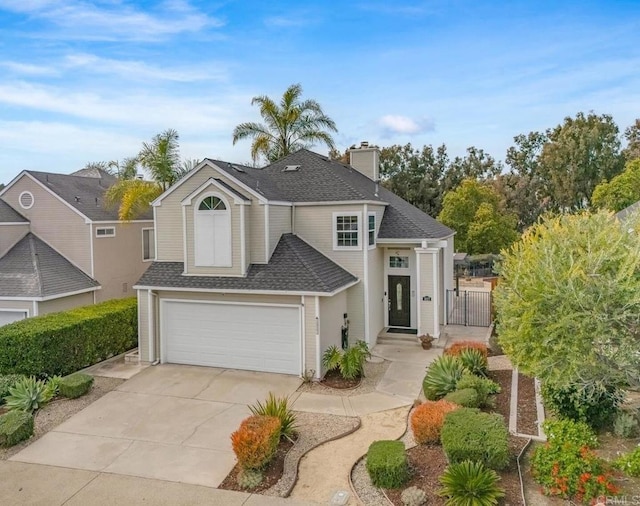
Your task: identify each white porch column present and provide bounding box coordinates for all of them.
[415,246,441,339]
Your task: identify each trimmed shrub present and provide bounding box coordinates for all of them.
[441,408,509,470]
[248,392,297,440]
[614,446,640,477]
[411,400,459,444]
[401,486,427,506]
[458,348,488,377]
[366,440,410,489]
[438,460,505,506]
[0,410,34,447]
[456,372,500,408]
[0,374,24,404]
[423,355,466,401]
[58,373,94,399]
[4,376,53,413]
[231,415,281,470]
[0,298,137,377]
[444,388,480,408]
[541,379,623,429]
[541,419,598,448]
[445,341,489,360]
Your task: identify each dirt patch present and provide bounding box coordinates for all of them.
[320,369,361,389]
[0,376,124,460]
[488,369,512,422]
[517,373,538,435]
[218,437,295,493]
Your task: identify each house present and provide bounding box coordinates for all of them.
[135,143,454,378]
[0,169,153,326]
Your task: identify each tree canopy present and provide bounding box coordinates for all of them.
[591,159,640,212]
[494,210,640,388]
[232,83,337,163]
[438,179,518,254]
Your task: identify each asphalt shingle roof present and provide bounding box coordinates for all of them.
[0,199,28,223]
[135,233,357,293]
[616,201,640,221]
[211,150,453,240]
[26,170,153,221]
[0,233,100,298]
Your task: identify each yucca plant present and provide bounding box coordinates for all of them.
[438,461,505,506]
[423,355,466,400]
[248,392,298,440]
[4,376,54,414]
[459,349,488,377]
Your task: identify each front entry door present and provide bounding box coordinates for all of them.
[388,275,411,327]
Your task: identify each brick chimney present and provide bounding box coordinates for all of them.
[349,141,380,181]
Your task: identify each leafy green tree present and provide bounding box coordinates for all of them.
[591,159,640,212]
[438,179,518,254]
[623,119,640,161]
[538,112,624,210]
[490,173,547,231]
[444,146,502,194]
[232,83,337,163]
[494,210,640,388]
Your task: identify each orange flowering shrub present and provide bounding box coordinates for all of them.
[410,400,459,444]
[444,341,489,359]
[231,415,281,469]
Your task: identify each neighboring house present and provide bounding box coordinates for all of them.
[135,143,455,378]
[616,201,640,222]
[0,169,153,326]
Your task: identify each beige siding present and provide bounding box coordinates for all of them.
[156,291,299,305]
[2,176,91,273]
[0,223,29,257]
[0,300,33,315]
[418,250,438,338]
[302,296,317,378]
[138,290,149,362]
[92,222,152,302]
[367,247,385,344]
[294,204,365,340]
[319,291,347,377]
[38,292,94,315]
[268,205,291,258]
[249,203,266,264]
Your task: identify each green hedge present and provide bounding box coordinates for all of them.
[0,410,33,447]
[441,408,509,470]
[366,440,410,489]
[59,373,94,399]
[0,375,25,405]
[0,298,137,377]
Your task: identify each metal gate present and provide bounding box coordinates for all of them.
[446,290,492,327]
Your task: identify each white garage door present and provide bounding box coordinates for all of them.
[0,310,27,327]
[162,301,301,375]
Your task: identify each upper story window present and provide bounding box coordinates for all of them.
[333,213,361,250]
[194,193,232,267]
[96,227,115,238]
[142,228,155,261]
[368,213,376,247]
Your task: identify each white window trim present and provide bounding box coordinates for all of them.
[142,228,155,262]
[367,212,376,249]
[18,191,34,210]
[332,212,362,251]
[95,226,116,238]
[194,192,232,267]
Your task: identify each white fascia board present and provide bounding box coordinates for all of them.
[0,286,101,302]
[0,222,29,226]
[293,200,388,207]
[376,238,424,244]
[180,178,251,206]
[150,159,212,206]
[91,219,154,224]
[132,278,360,297]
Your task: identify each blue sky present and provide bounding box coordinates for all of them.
[0,0,638,184]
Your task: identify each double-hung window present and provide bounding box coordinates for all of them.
[368,213,376,247]
[142,228,155,261]
[334,213,361,250]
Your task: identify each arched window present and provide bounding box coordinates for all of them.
[194,193,232,267]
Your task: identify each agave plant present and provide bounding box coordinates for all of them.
[4,376,54,414]
[423,355,466,400]
[459,348,488,377]
[438,461,505,506]
[248,392,298,440]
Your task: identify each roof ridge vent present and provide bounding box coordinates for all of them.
[283,164,301,172]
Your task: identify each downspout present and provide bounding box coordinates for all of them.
[148,289,159,365]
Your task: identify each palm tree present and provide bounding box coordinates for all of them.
[104,129,193,220]
[232,83,338,163]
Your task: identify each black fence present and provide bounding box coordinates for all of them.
[446,289,492,327]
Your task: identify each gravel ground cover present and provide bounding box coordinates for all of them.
[296,360,389,396]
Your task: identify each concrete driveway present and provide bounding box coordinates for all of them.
[10,364,302,488]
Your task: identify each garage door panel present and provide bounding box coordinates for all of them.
[162,301,300,375]
[0,311,27,327]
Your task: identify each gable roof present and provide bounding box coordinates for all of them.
[135,233,358,294]
[0,233,100,298]
[0,199,28,223]
[616,201,640,221]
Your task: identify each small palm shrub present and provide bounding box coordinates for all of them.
[366,440,410,489]
[438,460,505,506]
[231,415,281,470]
[614,446,640,477]
[456,372,500,408]
[411,400,459,444]
[423,355,466,401]
[445,341,489,360]
[248,392,297,440]
[0,375,25,404]
[444,388,480,408]
[322,341,370,380]
[458,349,488,377]
[4,376,53,414]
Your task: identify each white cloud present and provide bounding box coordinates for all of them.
[378,115,434,136]
[0,61,59,77]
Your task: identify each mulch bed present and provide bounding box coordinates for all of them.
[516,373,538,436]
[320,369,361,389]
[488,369,512,421]
[218,437,295,493]
[384,437,527,506]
